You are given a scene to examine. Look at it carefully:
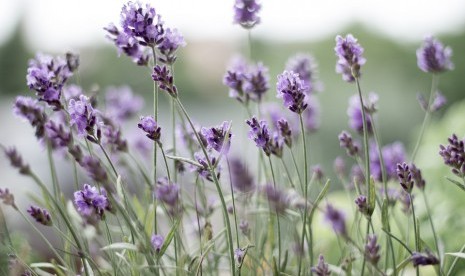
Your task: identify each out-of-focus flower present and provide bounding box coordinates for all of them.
[366,234,380,265]
[105,86,143,123]
[229,158,255,194]
[334,34,366,82]
[4,147,30,175]
[416,36,453,73]
[371,141,406,181]
[138,116,161,142]
[157,28,186,64]
[285,53,320,94]
[27,206,52,226]
[347,94,373,135]
[80,156,109,185]
[0,188,17,209]
[13,96,48,139]
[338,131,359,157]
[233,0,261,29]
[277,71,308,114]
[411,251,440,267]
[152,65,178,97]
[104,24,150,66]
[311,254,331,276]
[261,184,289,214]
[201,121,232,154]
[151,234,164,253]
[324,204,347,236]
[243,62,269,102]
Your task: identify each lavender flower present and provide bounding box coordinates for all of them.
[104,23,150,66]
[102,123,128,152]
[399,190,413,214]
[152,65,177,97]
[156,177,180,209]
[105,86,143,122]
[334,34,366,82]
[338,131,359,157]
[243,62,269,102]
[157,28,186,64]
[262,184,289,214]
[81,156,109,185]
[65,52,80,72]
[397,162,413,193]
[13,96,47,139]
[312,165,324,182]
[26,53,72,109]
[45,120,72,149]
[347,94,373,135]
[223,56,248,103]
[350,164,365,188]
[371,142,407,181]
[233,0,261,29]
[355,195,368,216]
[324,204,347,236]
[138,116,161,142]
[311,254,331,276]
[120,1,164,46]
[201,121,232,154]
[151,234,164,253]
[4,147,30,175]
[234,248,246,265]
[27,206,52,226]
[410,164,426,190]
[0,188,16,209]
[416,36,454,73]
[194,152,220,182]
[276,71,308,114]
[333,156,346,178]
[277,118,292,147]
[74,184,110,219]
[229,158,255,193]
[417,91,447,112]
[63,85,83,101]
[68,95,97,137]
[285,53,319,94]
[239,220,250,236]
[246,116,271,156]
[439,134,465,177]
[366,234,380,265]
[269,132,284,158]
[411,251,440,267]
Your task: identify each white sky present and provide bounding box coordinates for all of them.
[0,0,464,51]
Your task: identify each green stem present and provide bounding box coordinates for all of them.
[411,74,438,162]
[354,77,370,197]
[447,243,465,276]
[289,147,303,192]
[175,98,236,276]
[298,113,309,276]
[151,46,159,240]
[422,190,441,269]
[157,142,171,182]
[227,158,240,248]
[410,193,420,276]
[361,219,370,276]
[268,156,281,272]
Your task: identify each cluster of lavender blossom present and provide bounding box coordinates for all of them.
[1,0,463,275]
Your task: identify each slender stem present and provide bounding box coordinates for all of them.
[47,141,60,201]
[298,114,309,276]
[411,74,438,162]
[157,142,171,182]
[151,46,159,239]
[227,158,240,248]
[361,219,370,276]
[354,77,370,195]
[421,190,441,267]
[289,147,303,192]
[268,156,281,272]
[176,98,236,276]
[97,142,118,177]
[410,193,420,276]
[447,243,465,276]
[280,158,296,189]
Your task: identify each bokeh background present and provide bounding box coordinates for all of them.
[1,0,465,273]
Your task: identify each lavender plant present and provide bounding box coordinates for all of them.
[1,2,463,276]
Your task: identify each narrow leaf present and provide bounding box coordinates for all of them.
[101,242,138,251]
[445,177,465,192]
[445,252,465,259]
[381,198,389,229]
[368,176,376,216]
[310,180,330,219]
[158,219,181,257]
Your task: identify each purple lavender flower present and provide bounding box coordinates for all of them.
[152,65,177,97]
[399,190,413,214]
[350,164,365,188]
[104,24,150,66]
[246,116,271,156]
[0,188,16,209]
[80,156,109,185]
[411,251,439,267]
[355,195,368,216]
[285,53,320,94]
[333,156,346,178]
[417,91,447,112]
[63,85,83,101]
[262,184,289,214]
[347,94,373,135]
[194,152,220,182]
[324,204,347,236]
[4,147,30,175]
[201,121,232,154]
[338,131,359,157]
[269,132,284,158]
[439,134,465,177]
[105,86,143,122]
[334,34,366,82]
[68,95,97,137]
[397,162,414,193]
[243,62,269,102]
[27,206,52,226]
[276,70,308,114]
[229,158,255,193]
[102,123,128,152]
[239,220,250,236]
[156,177,180,207]
[233,0,261,29]
[223,56,248,103]
[151,234,164,253]
[365,234,380,265]
[371,141,407,181]
[13,96,48,139]
[312,165,325,182]
[138,116,161,142]
[410,164,426,190]
[311,254,331,276]
[74,184,110,219]
[303,95,320,133]
[157,28,186,64]
[120,1,164,46]
[65,52,80,72]
[26,53,72,109]
[45,120,72,149]
[417,36,454,73]
[277,118,292,147]
[234,248,246,265]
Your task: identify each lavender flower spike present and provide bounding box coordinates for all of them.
[324,204,347,237]
[229,158,255,193]
[439,134,465,177]
[334,34,366,82]
[417,36,454,73]
[74,183,110,219]
[277,118,292,147]
[233,0,261,29]
[396,162,413,193]
[13,96,47,139]
[411,251,439,267]
[246,116,271,156]
[243,62,269,102]
[138,116,161,142]
[286,53,319,94]
[311,254,331,276]
[151,234,164,253]
[201,121,232,154]
[0,188,17,209]
[157,28,186,64]
[338,131,359,157]
[120,1,164,46]
[104,23,149,66]
[365,234,380,265]
[27,206,52,226]
[68,95,97,137]
[4,147,30,175]
[410,163,426,190]
[276,70,308,114]
[152,65,178,97]
[347,94,373,135]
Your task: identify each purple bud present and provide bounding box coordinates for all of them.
[45,120,72,149]
[333,156,346,177]
[80,156,109,185]
[234,248,246,265]
[68,95,97,137]
[13,96,47,139]
[229,158,255,194]
[411,251,439,267]
[246,116,271,156]
[262,184,290,214]
[338,131,359,157]
[347,94,373,135]
[156,177,180,215]
[4,147,30,175]
[397,162,413,193]
[138,116,161,142]
[105,86,143,123]
[157,28,186,64]
[439,134,465,177]
[239,220,250,236]
[416,36,453,73]
[430,91,447,112]
[0,188,16,209]
[286,53,320,95]
[27,206,52,226]
[324,204,347,236]
[151,234,164,253]
[311,254,331,276]
[277,118,292,147]
[243,62,269,102]
[74,184,110,220]
[410,164,426,190]
[355,195,368,216]
[152,65,177,97]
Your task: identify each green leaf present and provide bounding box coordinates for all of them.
[367,176,376,216]
[387,257,411,275]
[310,179,330,219]
[381,198,389,229]
[116,175,124,199]
[158,219,181,257]
[101,242,138,251]
[445,252,465,259]
[445,177,465,192]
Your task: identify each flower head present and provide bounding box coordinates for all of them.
[120,1,164,46]
[338,131,359,157]
[355,195,368,216]
[243,62,269,102]
[397,162,414,193]
[417,36,453,73]
[439,134,465,177]
[324,204,347,236]
[410,163,426,190]
[74,184,110,219]
[234,248,246,266]
[104,24,150,66]
[277,118,292,147]
[0,188,16,209]
[157,28,186,64]
[156,177,180,208]
[366,234,380,265]
[229,158,255,193]
[411,251,440,267]
[223,56,248,103]
[311,254,331,276]
[261,184,290,214]
[285,53,320,94]
[347,94,373,135]
[13,96,48,139]
[201,121,232,154]
[27,206,52,226]
[276,71,308,114]
[233,0,261,29]
[371,141,406,181]
[4,147,30,175]
[45,120,72,149]
[151,234,164,253]
[81,156,109,185]
[246,116,271,155]
[334,34,366,82]
[68,95,97,137]
[105,86,143,123]
[138,116,161,142]
[152,65,177,97]
[303,95,320,133]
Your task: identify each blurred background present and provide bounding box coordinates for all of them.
[1,0,465,273]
